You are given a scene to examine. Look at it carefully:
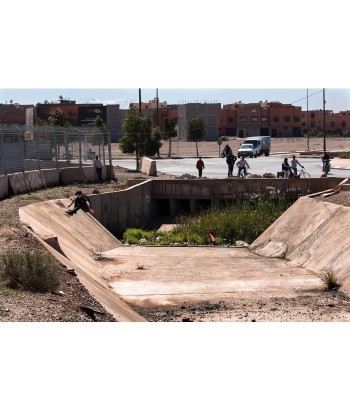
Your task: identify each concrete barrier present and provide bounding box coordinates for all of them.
[24,170,45,191]
[8,172,29,195]
[0,175,9,199]
[41,169,60,187]
[59,167,87,184]
[140,157,157,176]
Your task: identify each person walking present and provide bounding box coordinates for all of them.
[93,155,103,183]
[290,155,304,176]
[226,150,237,177]
[196,156,205,177]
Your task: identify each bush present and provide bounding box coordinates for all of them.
[122,228,156,244]
[0,250,60,293]
[319,270,341,291]
[338,152,350,159]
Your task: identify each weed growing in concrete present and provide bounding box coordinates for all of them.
[0,250,60,293]
[319,270,341,291]
[122,197,291,246]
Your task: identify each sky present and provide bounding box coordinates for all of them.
[2,1,350,413]
[1,88,350,112]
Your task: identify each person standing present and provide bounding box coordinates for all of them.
[290,155,304,176]
[196,156,205,177]
[282,158,292,178]
[93,155,103,182]
[226,150,237,177]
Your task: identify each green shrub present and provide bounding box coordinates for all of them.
[0,250,60,293]
[123,228,156,244]
[338,152,350,159]
[319,270,341,291]
[123,196,290,246]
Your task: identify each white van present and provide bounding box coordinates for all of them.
[243,136,271,156]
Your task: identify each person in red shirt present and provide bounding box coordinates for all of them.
[196,156,205,177]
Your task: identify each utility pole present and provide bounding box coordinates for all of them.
[306,88,309,151]
[323,88,326,152]
[138,88,141,113]
[156,88,159,127]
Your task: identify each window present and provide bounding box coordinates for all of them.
[273,116,279,122]
[330,121,335,127]
[294,116,300,122]
[310,113,315,118]
[261,116,268,122]
[240,116,247,122]
[342,121,346,128]
[251,116,258,122]
[284,116,290,122]
[228,117,234,123]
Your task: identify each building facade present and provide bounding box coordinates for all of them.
[302,110,350,135]
[220,101,302,138]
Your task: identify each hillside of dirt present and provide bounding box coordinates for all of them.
[1,137,350,322]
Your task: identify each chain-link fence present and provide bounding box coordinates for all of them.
[0,125,112,175]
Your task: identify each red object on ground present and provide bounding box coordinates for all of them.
[208,232,216,244]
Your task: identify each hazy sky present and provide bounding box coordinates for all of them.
[1,88,349,112]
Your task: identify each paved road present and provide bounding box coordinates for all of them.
[113,156,350,179]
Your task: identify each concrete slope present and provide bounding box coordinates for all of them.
[19,199,146,322]
[250,196,350,292]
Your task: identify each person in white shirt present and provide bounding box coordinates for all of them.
[93,155,103,182]
[290,155,304,176]
[236,156,250,177]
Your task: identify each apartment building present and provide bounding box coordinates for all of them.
[0,103,34,124]
[302,110,350,135]
[220,101,302,138]
[177,103,221,141]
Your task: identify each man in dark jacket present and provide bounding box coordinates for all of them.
[66,191,94,215]
[226,150,237,177]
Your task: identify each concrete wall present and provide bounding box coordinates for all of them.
[152,177,341,205]
[250,196,350,294]
[0,175,8,199]
[89,180,153,236]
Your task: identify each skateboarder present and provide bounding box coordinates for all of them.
[66,190,94,216]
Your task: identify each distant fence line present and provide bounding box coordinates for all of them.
[0,125,112,175]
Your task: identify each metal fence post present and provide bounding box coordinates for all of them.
[0,131,5,175]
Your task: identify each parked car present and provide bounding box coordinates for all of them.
[237,143,258,158]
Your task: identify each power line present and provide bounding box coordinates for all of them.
[289,89,323,105]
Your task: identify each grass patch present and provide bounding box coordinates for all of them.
[0,250,60,293]
[338,152,350,159]
[123,197,291,246]
[319,270,341,291]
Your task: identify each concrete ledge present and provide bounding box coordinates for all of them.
[41,169,60,187]
[24,170,45,191]
[59,167,87,185]
[8,172,29,195]
[0,175,9,199]
[140,157,157,176]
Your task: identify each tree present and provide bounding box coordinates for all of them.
[48,108,70,127]
[163,117,177,157]
[188,117,205,156]
[119,108,161,170]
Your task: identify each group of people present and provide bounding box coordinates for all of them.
[196,152,250,178]
[197,149,331,179]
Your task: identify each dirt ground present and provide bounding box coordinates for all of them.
[1,137,350,322]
